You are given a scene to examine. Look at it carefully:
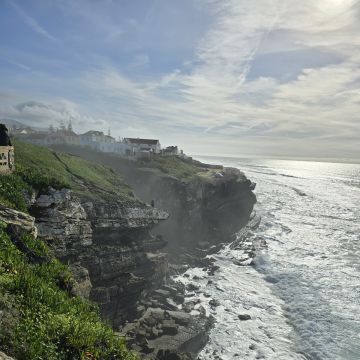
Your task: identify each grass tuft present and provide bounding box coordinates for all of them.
[0,222,137,360]
[0,141,138,211]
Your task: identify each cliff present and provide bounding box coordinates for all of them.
[0,206,137,360]
[1,141,256,359]
[1,142,170,326]
[33,187,169,325]
[50,145,257,261]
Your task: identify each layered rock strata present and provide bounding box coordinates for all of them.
[0,204,37,238]
[49,146,257,261]
[2,147,257,358]
[139,167,257,259]
[31,187,169,326]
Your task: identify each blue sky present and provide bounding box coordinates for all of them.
[0,0,360,160]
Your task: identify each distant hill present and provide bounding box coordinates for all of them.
[0,118,46,132]
[0,118,27,127]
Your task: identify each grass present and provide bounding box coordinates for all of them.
[0,142,142,358]
[138,155,208,181]
[0,141,137,211]
[0,222,137,360]
[45,143,222,185]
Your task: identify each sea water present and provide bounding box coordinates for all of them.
[176,158,360,360]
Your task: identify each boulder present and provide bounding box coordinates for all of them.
[209,299,220,307]
[69,264,92,299]
[0,204,37,238]
[238,314,252,321]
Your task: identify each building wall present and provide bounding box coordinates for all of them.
[0,146,14,173]
[127,142,161,154]
[24,133,162,157]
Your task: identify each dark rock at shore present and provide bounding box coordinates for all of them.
[120,305,213,359]
[209,299,221,308]
[207,265,220,276]
[187,283,200,291]
[238,314,252,321]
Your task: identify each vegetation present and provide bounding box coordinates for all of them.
[0,141,137,211]
[0,222,137,360]
[47,143,221,184]
[138,155,209,181]
[0,141,139,358]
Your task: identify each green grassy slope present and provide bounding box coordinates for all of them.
[0,142,139,359]
[0,141,138,211]
[0,223,137,360]
[49,143,223,184]
[137,155,209,180]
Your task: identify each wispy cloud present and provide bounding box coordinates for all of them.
[75,0,359,156]
[6,0,57,41]
[0,56,30,70]
[0,99,107,131]
[1,0,360,159]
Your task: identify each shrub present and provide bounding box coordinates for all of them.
[0,173,30,211]
[0,223,137,360]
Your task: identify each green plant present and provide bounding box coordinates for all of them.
[0,173,30,211]
[139,155,205,181]
[0,223,137,360]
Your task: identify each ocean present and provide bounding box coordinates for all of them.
[176,157,360,360]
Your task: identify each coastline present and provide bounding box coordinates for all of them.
[0,142,257,359]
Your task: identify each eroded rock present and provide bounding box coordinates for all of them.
[0,204,37,238]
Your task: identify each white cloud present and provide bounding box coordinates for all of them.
[6,0,57,41]
[0,99,107,131]
[1,0,360,159]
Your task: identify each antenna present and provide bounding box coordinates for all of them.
[68,119,73,132]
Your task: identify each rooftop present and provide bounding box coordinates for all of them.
[124,138,159,145]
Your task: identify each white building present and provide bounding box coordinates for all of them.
[162,146,178,156]
[79,130,115,152]
[123,138,161,155]
[21,126,166,158]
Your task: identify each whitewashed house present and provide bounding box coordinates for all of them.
[79,131,113,149]
[21,125,167,158]
[162,146,178,156]
[123,138,161,156]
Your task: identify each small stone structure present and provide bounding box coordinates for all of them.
[0,124,14,174]
[0,146,14,174]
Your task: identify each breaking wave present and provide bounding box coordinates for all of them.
[179,157,360,360]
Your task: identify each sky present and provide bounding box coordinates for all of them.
[0,0,359,160]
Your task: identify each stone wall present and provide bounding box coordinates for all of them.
[0,146,14,174]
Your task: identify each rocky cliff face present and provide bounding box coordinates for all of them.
[30,187,169,326]
[0,204,37,238]
[49,145,257,262]
[8,144,257,358]
[127,167,256,261]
